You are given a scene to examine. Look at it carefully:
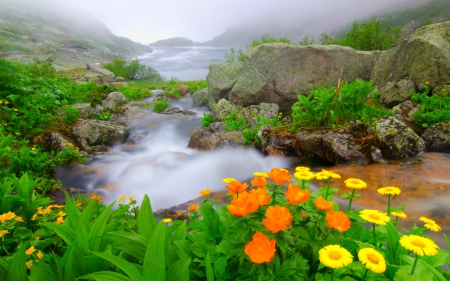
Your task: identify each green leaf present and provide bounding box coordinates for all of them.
[172,220,186,242]
[137,195,157,240]
[61,244,75,281]
[200,201,221,241]
[421,249,449,267]
[6,242,28,281]
[0,256,8,281]
[143,222,165,280]
[166,258,191,281]
[29,261,57,281]
[384,222,400,264]
[89,200,115,251]
[91,251,142,281]
[103,231,147,262]
[78,271,132,281]
[41,222,76,246]
[206,252,215,281]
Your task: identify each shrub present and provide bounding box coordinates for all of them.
[201,113,214,127]
[153,98,169,113]
[102,58,164,81]
[411,86,450,128]
[61,106,80,125]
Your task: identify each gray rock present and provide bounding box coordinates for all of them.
[370,146,384,163]
[374,116,425,159]
[209,122,226,133]
[378,79,416,107]
[229,43,380,110]
[422,121,450,153]
[207,62,243,102]
[115,76,125,82]
[83,73,103,83]
[101,91,126,111]
[70,103,92,118]
[192,88,209,107]
[258,125,297,157]
[392,100,421,134]
[162,107,183,115]
[46,132,73,153]
[187,127,244,151]
[214,140,241,150]
[239,103,279,128]
[183,110,197,116]
[91,66,115,82]
[211,98,238,121]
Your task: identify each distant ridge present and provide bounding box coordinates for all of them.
[149,37,203,47]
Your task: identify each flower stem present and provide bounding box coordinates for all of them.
[324,178,331,200]
[395,217,399,226]
[372,223,378,248]
[410,254,419,275]
[362,268,369,280]
[387,194,391,215]
[330,269,335,281]
[347,189,356,213]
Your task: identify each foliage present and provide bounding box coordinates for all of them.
[60,106,80,125]
[224,48,245,63]
[153,98,170,113]
[322,18,404,51]
[117,85,153,100]
[91,111,111,121]
[298,35,316,46]
[201,113,214,127]
[53,146,86,165]
[411,86,450,128]
[101,58,164,81]
[291,79,393,128]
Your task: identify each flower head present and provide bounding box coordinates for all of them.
[295,166,310,172]
[359,210,390,225]
[188,204,199,212]
[294,170,315,181]
[326,211,351,232]
[344,178,367,189]
[15,216,24,223]
[262,206,293,233]
[284,183,310,205]
[244,232,276,263]
[37,251,44,259]
[358,248,386,273]
[247,188,271,207]
[391,211,407,219]
[419,216,441,232]
[377,186,401,195]
[55,217,64,224]
[26,260,33,269]
[200,188,211,197]
[399,235,439,256]
[253,172,268,178]
[163,218,172,223]
[227,197,257,217]
[91,195,102,201]
[319,245,353,269]
[225,180,248,195]
[0,230,9,238]
[313,197,334,211]
[129,196,134,201]
[2,211,16,221]
[222,177,236,183]
[315,170,330,181]
[328,171,341,179]
[250,176,267,187]
[118,195,127,202]
[267,168,292,185]
[26,246,36,255]
[58,211,66,217]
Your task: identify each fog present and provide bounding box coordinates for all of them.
[14,0,429,44]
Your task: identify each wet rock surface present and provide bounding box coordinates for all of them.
[422,121,450,153]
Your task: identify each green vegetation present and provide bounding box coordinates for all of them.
[201,113,214,127]
[153,98,170,113]
[411,86,450,128]
[101,58,164,81]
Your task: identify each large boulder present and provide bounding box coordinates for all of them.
[91,66,115,82]
[422,121,450,153]
[378,79,416,107]
[187,126,244,151]
[210,99,238,121]
[101,91,126,111]
[229,43,380,111]
[192,88,209,107]
[371,21,450,93]
[240,103,279,128]
[374,116,424,159]
[206,62,243,102]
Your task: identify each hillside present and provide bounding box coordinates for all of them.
[149,37,201,47]
[0,0,152,69]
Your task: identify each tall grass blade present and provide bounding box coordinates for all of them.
[137,195,157,239]
[143,222,165,280]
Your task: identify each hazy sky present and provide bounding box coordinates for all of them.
[43,0,427,44]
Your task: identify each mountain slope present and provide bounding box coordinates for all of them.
[149,37,201,47]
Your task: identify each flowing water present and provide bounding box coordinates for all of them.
[57,46,450,249]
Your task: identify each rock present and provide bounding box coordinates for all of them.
[258,125,297,157]
[83,73,103,83]
[371,21,450,92]
[229,43,380,111]
[214,140,241,150]
[91,66,115,82]
[192,88,209,107]
[210,98,238,121]
[207,62,243,101]
[378,79,416,107]
[162,107,183,114]
[433,85,450,96]
[369,146,384,163]
[392,100,422,134]
[239,103,279,128]
[422,121,450,153]
[374,116,425,159]
[188,127,244,151]
[71,103,92,118]
[110,81,129,87]
[70,119,131,152]
[115,76,125,82]
[210,122,226,133]
[44,132,73,153]
[101,91,126,111]
[183,110,197,116]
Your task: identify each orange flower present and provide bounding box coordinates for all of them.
[262,206,293,233]
[313,197,334,211]
[285,183,310,204]
[251,177,267,187]
[200,188,211,197]
[326,211,351,232]
[225,180,248,195]
[227,198,257,217]
[267,168,292,185]
[244,232,276,263]
[188,204,199,211]
[247,188,271,207]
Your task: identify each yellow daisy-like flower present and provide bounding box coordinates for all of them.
[328,171,341,179]
[37,251,43,259]
[200,188,211,197]
[2,211,16,221]
[399,235,439,256]
[319,245,353,269]
[295,166,310,172]
[294,170,315,180]
[118,195,127,202]
[26,246,36,255]
[253,172,268,178]
[31,214,37,221]
[315,170,330,181]
[222,177,236,183]
[377,186,401,195]
[26,260,33,269]
[15,216,24,222]
[58,211,66,217]
[129,196,134,201]
[0,230,9,238]
[359,210,390,225]
[344,178,367,189]
[163,218,172,223]
[358,248,386,273]
[391,211,407,219]
[55,217,64,224]
[419,217,441,232]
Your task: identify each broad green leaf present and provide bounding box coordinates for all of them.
[41,222,76,246]
[103,231,147,262]
[172,220,187,242]
[80,200,97,225]
[91,251,142,281]
[384,222,400,264]
[0,256,8,281]
[61,244,76,281]
[166,258,191,281]
[443,233,450,252]
[175,240,192,260]
[143,222,165,280]
[206,252,215,281]
[89,200,115,251]
[200,204,221,241]
[421,249,449,267]
[78,271,132,281]
[29,260,57,281]
[137,195,157,239]
[6,242,28,281]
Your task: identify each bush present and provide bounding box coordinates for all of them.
[153,98,169,113]
[61,106,80,125]
[411,86,450,128]
[102,58,164,81]
[201,113,214,127]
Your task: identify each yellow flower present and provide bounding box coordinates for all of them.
[163,218,172,223]
[253,172,268,178]
[200,188,211,197]
[295,166,310,172]
[315,170,330,181]
[118,195,127,202]
[15,216,24,222]
[58,211,66,217]
[377,186,401,195]
[359,210,390,225]
[419,216,441,232]
[399,235,439,256]
[26,260,33,269]
[222,177,236,183]
[37,251,43,259]
[35,236,40,240]
[26,246,36,255]
[344,178,367,189]
[358,248,386,273]
[391,211,407,219]
[188,204,199,212]
[0,230,9,238]
[13,108,18,111]
[319,245,353,269]
[294,170,315,180]
[31,214,37,221]
[425,81,430,85]
[129,196,134,201]
[328,171,341,179]
[2,211,16,221]
[55,217,64,224]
